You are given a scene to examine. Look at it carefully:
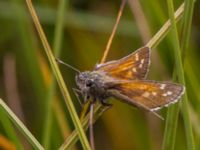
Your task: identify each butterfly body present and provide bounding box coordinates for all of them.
[75,47,185,112]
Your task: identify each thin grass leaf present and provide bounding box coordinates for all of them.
[11,0,47,131]
[42,0,68,149]
[0,107,23,149]
[0,98,44,150]
[25,0,91,149]
[100,0,127,63]
[180,0,196,149]
[162,1,183,149]
[147,3,184,48]
[162,0,195,150]
[181,0,195,60]
[59,105,104,150]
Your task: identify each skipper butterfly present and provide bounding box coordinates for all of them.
[75,46,185,112]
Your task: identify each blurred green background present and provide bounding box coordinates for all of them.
[0,0,199,150]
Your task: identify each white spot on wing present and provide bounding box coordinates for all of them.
[160,84,166,90]
[152,92,157,96]
[139,63,143,68]
[151,107,161,111]
[167,91,173,95]
[132,67,137,73]
[96,64,102,68]
[151,86,185,111]
[141,59,144,64]
[142,92,150,98]
[162,93,167,97]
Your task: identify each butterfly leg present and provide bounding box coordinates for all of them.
[83,94,91,104]
[91,97,97,104]
[89,103,95,150]
[72,88,83,107]
[72,88,83,96]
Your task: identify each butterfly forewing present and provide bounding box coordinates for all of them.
[110,80,185,111]
[95,46,150,80]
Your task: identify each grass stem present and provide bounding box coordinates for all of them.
[0,99,44,150]
[25,0,91,149]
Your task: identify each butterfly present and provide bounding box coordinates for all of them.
[75,46,185,113]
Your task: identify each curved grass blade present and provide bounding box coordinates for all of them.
[162,1,184,149]
[59,105,105,150]
[100,0,127,63]
[0,98,44,150]
[42,0,68,149]
[0,108,23,149]
[147,3,184,48]
[162,0,195,150]
[25,0,91,149]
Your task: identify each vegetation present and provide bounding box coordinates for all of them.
[0,0,199,150]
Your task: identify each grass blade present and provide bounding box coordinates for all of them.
[42,0,68,149]
[12,0,47,133]
[59,105,104,150]
[100,0,127,63]
[0,108,23,149]
[162,0,195,150]
[181,0,195,60]
[0,98,44,150]
[25,0,91,149]
[147,3,184,48]
[162,1,183,149]
[180,0,195,149]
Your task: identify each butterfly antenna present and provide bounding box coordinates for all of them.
[56,58,80,73]
[89,103,96,150]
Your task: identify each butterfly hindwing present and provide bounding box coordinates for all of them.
[95,46,150,80]
[109,80,185,111]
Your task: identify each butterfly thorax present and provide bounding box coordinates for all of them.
[75,71,114,101]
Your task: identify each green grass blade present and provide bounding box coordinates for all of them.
[180,0,196,149]
[25,0,91,149]
[162,0,183,149]
[0,107,23,149]
[42,0,68,149]
[181,0,195,60]
[162,0,195,150]
[0,98,44,150]
[59,105,103,150]
[12,0,47,131]
[147,3,184,48]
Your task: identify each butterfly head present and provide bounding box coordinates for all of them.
[76,71,99,94]
[76,71,94,92]
[75,71,111,100]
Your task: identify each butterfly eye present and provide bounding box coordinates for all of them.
[86,80,93,87]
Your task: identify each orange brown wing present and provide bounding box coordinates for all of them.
[95,46,150,80]
[109,80,185,111]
